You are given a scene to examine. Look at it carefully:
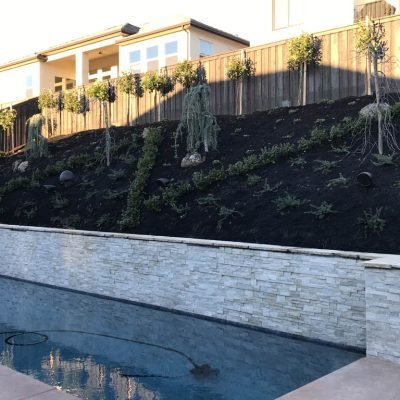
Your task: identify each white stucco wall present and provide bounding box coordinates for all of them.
[189,27,247,59]
[258,0,355,45]
[40,59,75,92]
[0,62,40,104]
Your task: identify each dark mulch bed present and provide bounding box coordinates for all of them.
[1,95,399,254]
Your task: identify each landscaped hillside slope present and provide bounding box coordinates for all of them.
[1,95,400,254]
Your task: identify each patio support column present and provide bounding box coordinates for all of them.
[75,51,89,87]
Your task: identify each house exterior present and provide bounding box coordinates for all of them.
[0,18,249,105]
[118,18,250,74]
[263,0,399,44]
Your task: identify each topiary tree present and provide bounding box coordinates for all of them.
[175,84,219,158]
[63,89,81,134]
[288,33,322,106]
[356,18,388,154]
[25,114,48,159]
[38,89,56,136]
[87,80,117,166]
[173,60,197,92]
[226,54,255,115]
[173,60,207,92]
[142,71,175,122]
[117,71,144,126]
[63,89,81,114]
[0,108,17,153]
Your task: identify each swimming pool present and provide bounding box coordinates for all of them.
[0,277,362,399]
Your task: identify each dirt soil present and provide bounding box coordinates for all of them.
[1,95,399,254]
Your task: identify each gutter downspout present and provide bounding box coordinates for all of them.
[182,24,190,60]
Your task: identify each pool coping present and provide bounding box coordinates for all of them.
[0,223,390,260]
[3,357,400,400]
[0,364,78,399]
[277,357,400,400]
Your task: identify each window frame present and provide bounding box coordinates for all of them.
[272,0,304,31]
[199,39,213,57]
[146,46,158,60]
[165,41,178,55]
[129,50,141,64]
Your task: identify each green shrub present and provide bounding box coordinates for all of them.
[226,56,255,80]
[67,153,96,169]
[217,206,243,231]
[173,60,197,89]
[38,89,56,111]
[63,90,81,114]
[305,202,336,219]
[253,179,282,197]
[391,102,400,120]
[288,33,322,70]
[228,154,259,176]
[326,173,349,188]
[289,156,307,168]
[297,127,330,152]
[371,153,395,166]
[313,160,339,175]
[51,193,69,209]
[25,114,48,159]
[274,193,305,214]
[162,182,192,207]
[196,194,220,208]
[259,143,295,165]
[107,168,127,181]
[43,161,68,176]
[358,207,385,236]
[0,177,30,196]
[120,127,163,228]
[143,195,162,212]
[87,81,109,102]
[247,174,262,187]
[192,167,226,190]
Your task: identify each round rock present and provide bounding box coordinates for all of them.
[17,161,29,173]
[59,170,75,182]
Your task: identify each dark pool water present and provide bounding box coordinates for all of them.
[0,277,362,400]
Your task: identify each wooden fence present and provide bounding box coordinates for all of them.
[3,14,400,153]
[0,97,39,153]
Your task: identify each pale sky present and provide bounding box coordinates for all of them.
[0,0,266,64]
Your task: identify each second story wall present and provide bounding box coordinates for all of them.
[0,62,40,105]
[264,0,355,43]
[189,27,248,60]
[119,31,188,74]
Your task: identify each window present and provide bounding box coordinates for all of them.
[165,41,178,55]
[129,50,140,63]
[66,78,75,90]
[146,46,158,59]
[25,75,33,98]
[273,0,303,30]
[25,76,33,87]
[54,76,63,92]
[166,55,178,66]
[147,60,159,72]
[200,40,213,56]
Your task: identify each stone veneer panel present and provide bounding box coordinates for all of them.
[364,257,400,364]
[0,224,373,349]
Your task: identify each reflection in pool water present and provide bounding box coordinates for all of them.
[0,277,363,399]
